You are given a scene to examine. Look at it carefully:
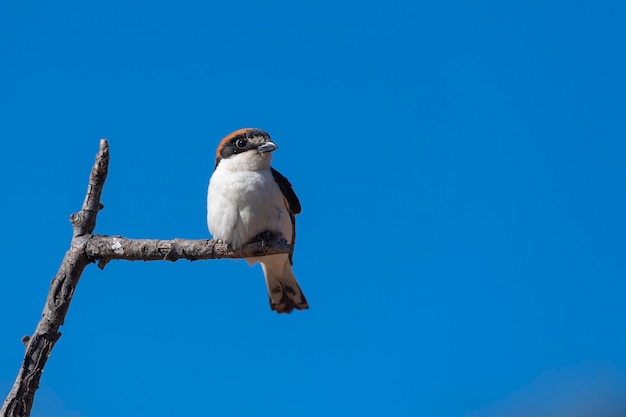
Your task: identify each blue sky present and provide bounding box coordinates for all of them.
[1,1,625,416]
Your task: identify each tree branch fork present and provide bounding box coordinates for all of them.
[1,139,292,417]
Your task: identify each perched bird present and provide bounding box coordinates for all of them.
[207,128,308,313]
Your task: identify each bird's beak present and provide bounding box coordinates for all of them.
[257,141,278,153]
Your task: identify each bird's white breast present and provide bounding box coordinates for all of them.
[207,166,292,249]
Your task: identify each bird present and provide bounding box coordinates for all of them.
[207,128,309,313]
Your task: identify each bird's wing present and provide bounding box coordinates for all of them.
[271,167,301,264]
[271,168,301,214]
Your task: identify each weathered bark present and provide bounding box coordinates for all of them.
[0,140,292,417]
[0,140,110,417]
[85,235,292,268]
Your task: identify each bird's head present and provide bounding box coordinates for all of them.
[214,128,278,170]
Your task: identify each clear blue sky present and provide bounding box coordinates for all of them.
[1,1,625,416]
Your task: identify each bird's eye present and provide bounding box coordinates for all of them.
[236,138,247,148]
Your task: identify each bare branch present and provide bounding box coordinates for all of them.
[86,235,292,268]
[1,139,294,417]
[70,139,109,237]
[1,139,110,417]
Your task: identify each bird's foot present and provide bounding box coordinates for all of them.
[250,231,282,246]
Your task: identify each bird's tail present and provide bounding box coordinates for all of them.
[261,260,308,314]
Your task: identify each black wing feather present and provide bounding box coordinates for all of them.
[271,167,301,264]
[271,168,301,214]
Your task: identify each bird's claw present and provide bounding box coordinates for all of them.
[250,230,281,246]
